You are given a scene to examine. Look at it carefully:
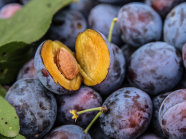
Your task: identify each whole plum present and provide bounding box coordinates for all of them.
[164,2,186,50]
[44,125,91,139]
[128,42,183,95]
[159,89,186,138]
[88,4,121,45]
[56,86,102,127]
[100,87,152,139]
[118,2,162,47]
[5,79,57,139]
[48,9,87,50]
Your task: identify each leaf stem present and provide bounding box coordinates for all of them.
[108,17,118,43]
[84,111,103,134]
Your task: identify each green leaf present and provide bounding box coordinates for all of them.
[0,42,32,84]
[0,84,6,97]
[0,134,25,139]
[0,96,20,137]
[0,0,75,84]
[0,0,75,45]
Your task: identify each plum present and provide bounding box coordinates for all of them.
[118,2,162,47]
[164,2,186,50]
[56,86,102,127]
[128,42,183,95]
[159,89,186,138]
[47,9,87,51]
[121,44,136,65]
[146,0,184,18]
[88,4,121,45]
[19,0,30,4]
[100,87,152,139]
[76,29,126,96]
[182,43,186,68]
[34,40,82,95]
[44,125,91,139]
[0,3,22,18]
[96,0,125,4]
[5,78,57,139]
[17,58,37,80]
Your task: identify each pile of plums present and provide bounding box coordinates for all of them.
[2,0,186,138]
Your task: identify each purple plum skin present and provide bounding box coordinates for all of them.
[128,42,183,96]
[56,86,102,127]
[159,89,186,138]
[5,79,57,139]
[100,87,152,139]
[44,125,91,139]
[118,2,162,47]
[164,3,186,50]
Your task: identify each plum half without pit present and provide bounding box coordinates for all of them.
[35,29,125,96]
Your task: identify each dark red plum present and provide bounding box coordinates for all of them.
[118,2,162,47]
[152,92,170,137]
[17,58,37,80]
[0,3,22,18]
[164,3,186,50]
[88,4,121,45]
[159,89,186,138]
[56,86,102,127]
[100,87,152,139]
[5,79,57,139]
[69,0,97,18]
[139,133,161,139]
[44,125,91,139]
[128,42,183,95]
[146,0,184,18]
[92,43,126,96]
[47,9,87,50]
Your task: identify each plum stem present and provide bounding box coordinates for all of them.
[84,111,102,134]
[108,17,118,43]
[77,107,103,115]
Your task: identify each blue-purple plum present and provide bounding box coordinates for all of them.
[100,87,152,139]
[128,42,183,95]
[118,2,162,47]
[164,2,186,50]
[159,89,186,138]
[44,125,91,139]
[56,86,102,127]
[5,79,57,139]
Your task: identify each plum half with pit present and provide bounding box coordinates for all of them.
[128,42,183,95]
[34,40,82,95]
[56,86,102,127]
[118,2,162,47]
[159,89,186,138]
[5,79,57,139]
[75,29,126,96]
[100,87,152,139]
